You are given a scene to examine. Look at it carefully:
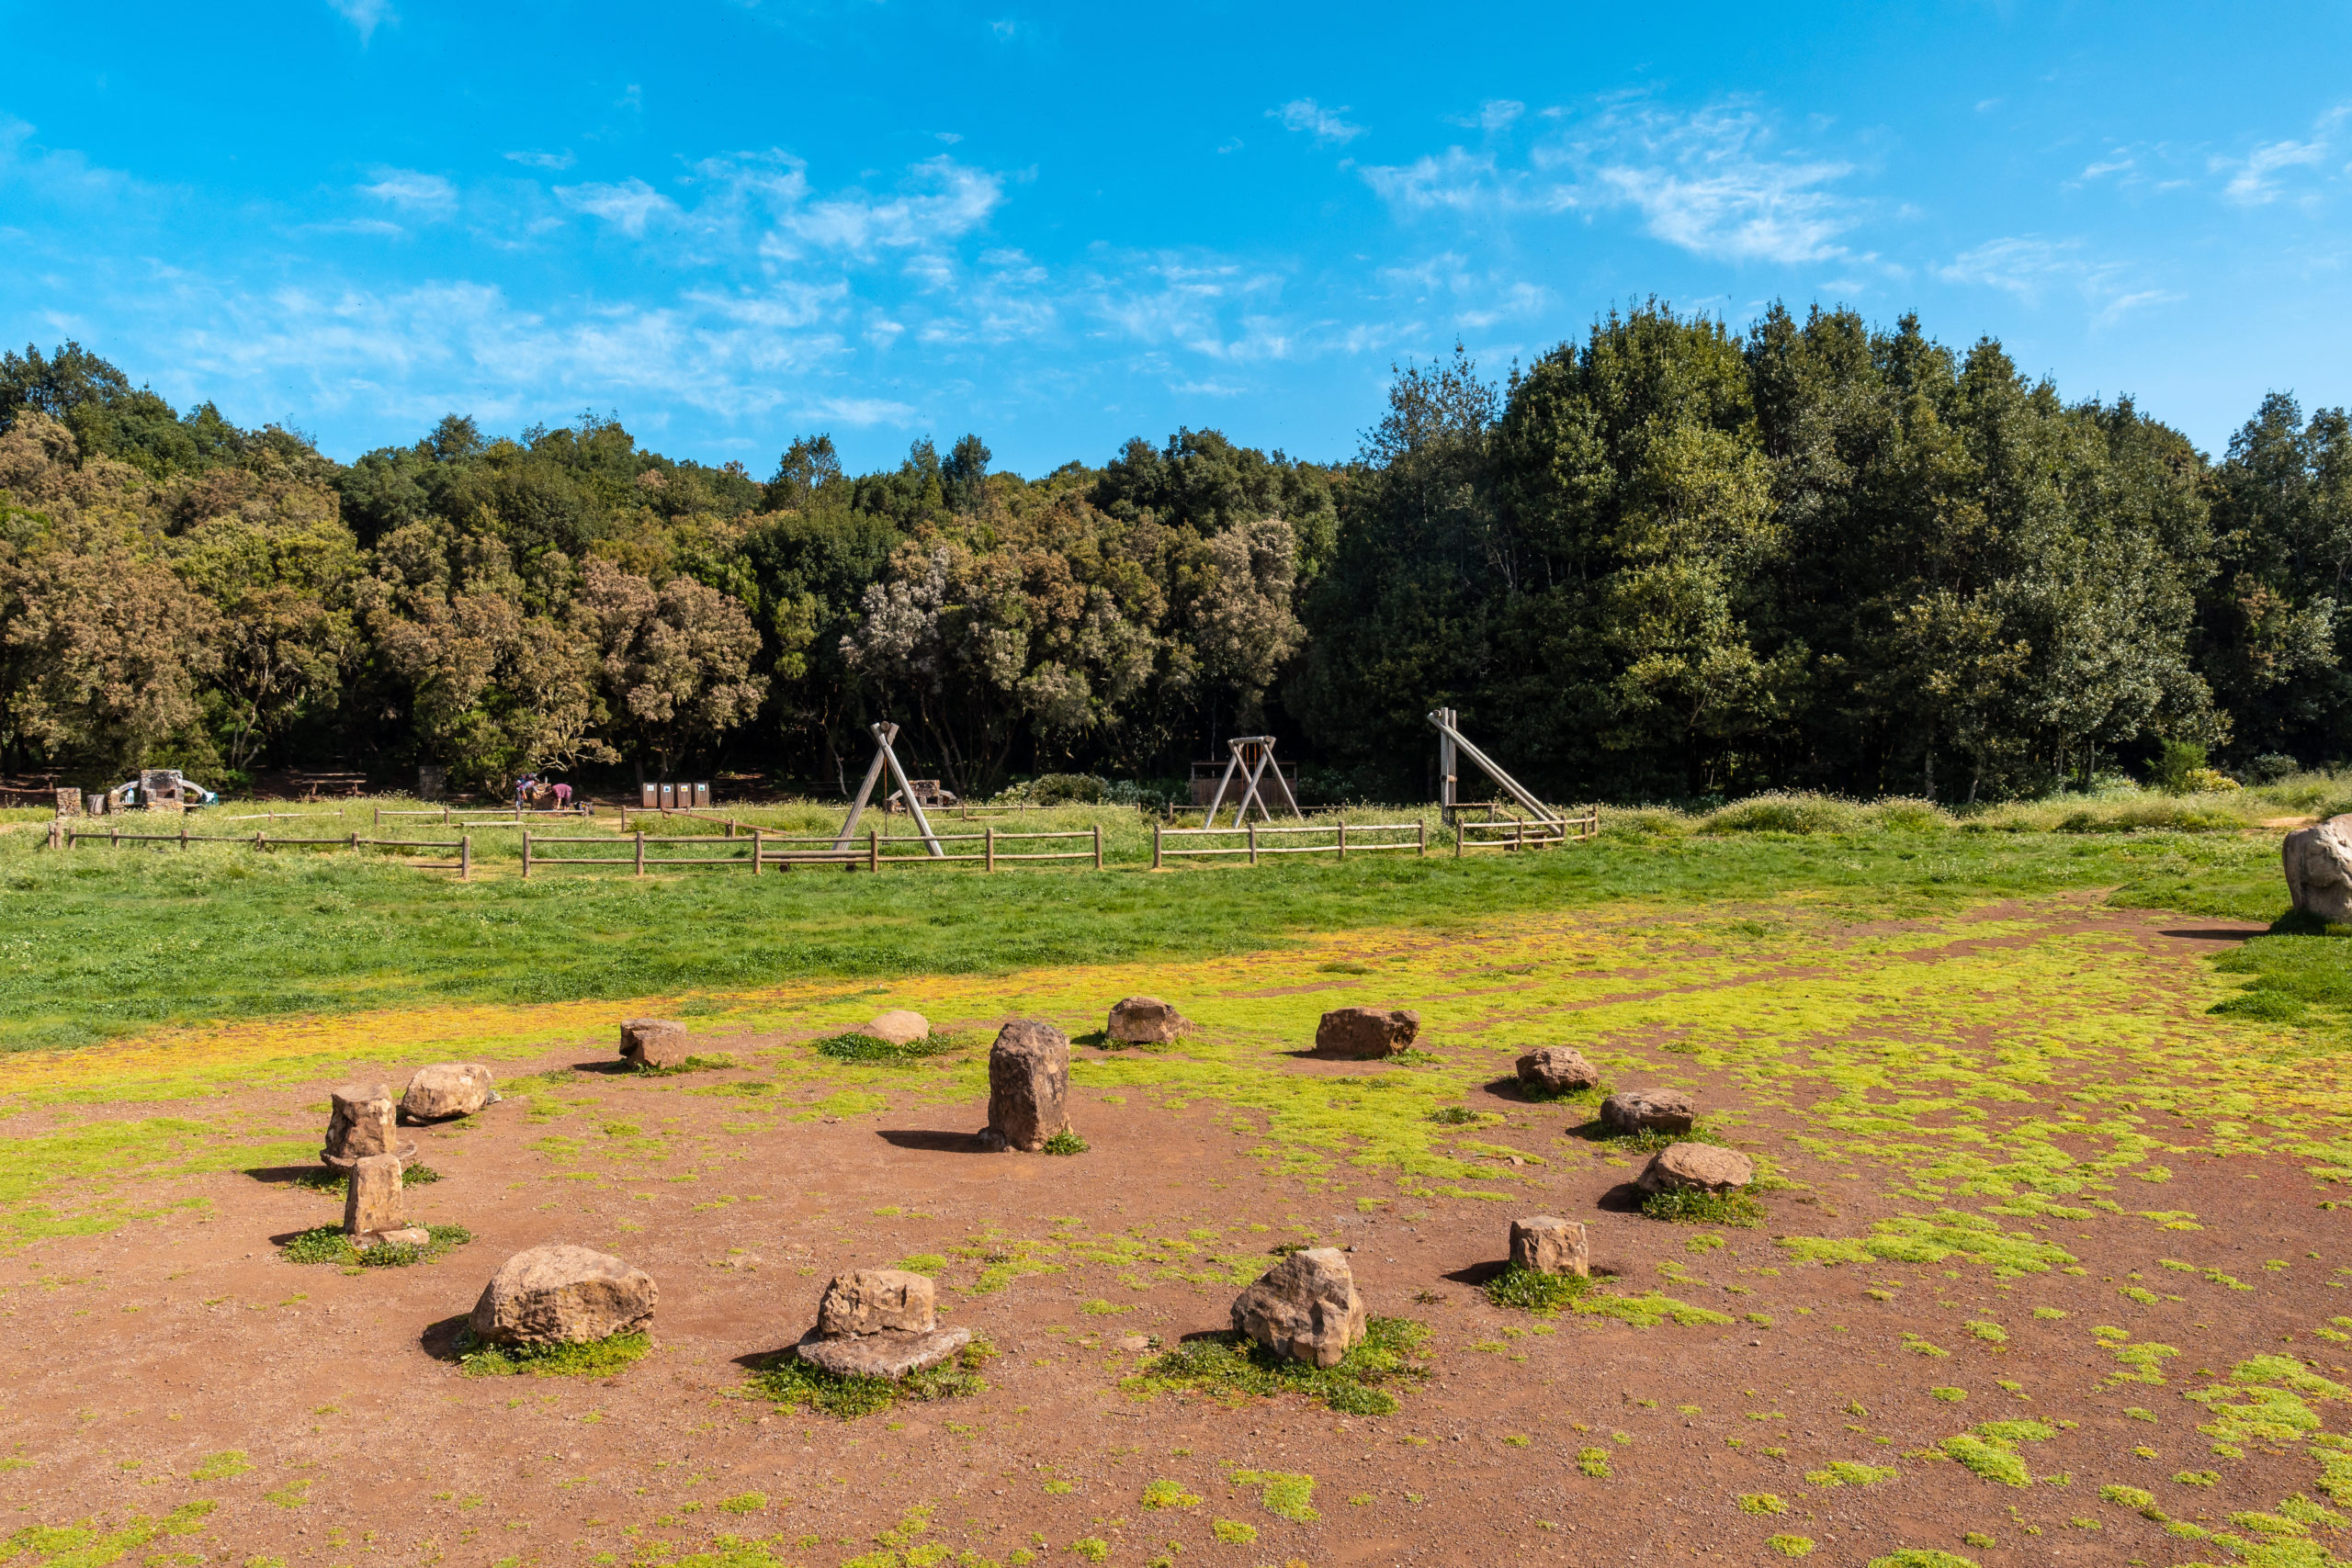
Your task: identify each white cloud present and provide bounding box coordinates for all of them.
[327,0,393,43]
[2217,136,2330,205]
[1270,98,1365,146]
[504,149,576,172]
[556,177,684,237]
[358,168,456,216]
[1935,234,2181,325]
[1446,99,1524,132]
[786,157,1001,255]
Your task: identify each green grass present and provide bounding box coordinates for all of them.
[279,1223,471,1268]
[1041,1129,1089,1156]
[456,1328,650,1378]
[0,801,2310,1051]
[1641,1188,1766,1226]
[1483,1261,1598,1313]
[809,1032,968,1066]
[745,1337,994,1417]
[1128,1317,1430,1416]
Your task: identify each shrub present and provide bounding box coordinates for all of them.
[2151,739,2209,793]
[1042,1129,1089,1156]
[1130,1318,1430,1416]
[999,773,1108,806]
[1640,1188,1764,1227]
[2244,753,2299,784]
[458,1328,651,1379]
[747,1337,994,1417]
[812,1032,966,1066]
[1484,1261,1597,1314]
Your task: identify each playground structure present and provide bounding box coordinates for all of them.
[1428,707,1599,850]
[1195,736,1302,828]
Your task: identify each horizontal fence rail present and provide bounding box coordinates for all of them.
[59,823,473,877]
[1453,807,1600,855]
[519,824,1105,875]
[1153,820,1427,868]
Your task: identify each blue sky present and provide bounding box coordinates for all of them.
[3,2,2349,475]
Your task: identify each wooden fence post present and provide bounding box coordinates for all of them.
[179,822,187,850]
[373,806,381,828]
[1151,821,1161,871]
[1417,818,1428,856]
[1453,819,1463,860]
[752,827,763,874]
[634,830,645,877]
[1092,823,1102,870]
[521,829,532,880]
[111,822,120,849]
[1515,819,1526,854]
[49,818,61,851]
[1338,820,1348,862]
[443,803,451,826]
[1247,820,1258,866]
[985,825,996,873]
[255,830,266,852]
[460,834,471,881]
[868,828,879,874]
[348,831,358,854]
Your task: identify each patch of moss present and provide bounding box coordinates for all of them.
[1642,1188,1765,1227]
[1805,1461,1897,1486]
[458,1328,651,1379]
[810,1032,967,1066]
[1229,1469,1317,1522]
[1483,1261,1598,1313]
[1127,1317,1430,1416]
[280,1223,471,1268]
[746,1337,993,1418]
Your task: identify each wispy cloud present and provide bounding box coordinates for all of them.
[1270,98,1365,146]
[784,157,1002,255]
[556,176,684,237]
[326,0,393,43]
[2215,128,2335,206]
[1935,234,2180,325]
[504,149,576,172]
[358,168,456,216]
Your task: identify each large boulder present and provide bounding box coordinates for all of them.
[818,1269,936,1337]
[1636,1142,1754,1195]
[1230,1247,1367,1369]
[619,1019,692,1069]
[1515,1046,1600,1097]
[979,1020,1070,1152]
[1107,996,1188,1045]
[469,1245,658,1347]
[795,1325,970,1380]
[1600,1088,1694,1135]
[1314,1007,1420,1060]
[322,1083,415,1169]
[2284,816,2352,924]
[401,1063,494,1122]
[1509,1215,1589,1277]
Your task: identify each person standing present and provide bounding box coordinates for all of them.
[553,780,572,812]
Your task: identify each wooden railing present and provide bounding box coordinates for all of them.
[1153,820,1426,867]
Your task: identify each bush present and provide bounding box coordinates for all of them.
[2150,739,2210,794]
[998,773,1108,806]
[1641,1188,1765,1227]
[1483,1261,1596,1314]
[811,1032,967,1066]
[1701,793,1868,836]
[2245,753,2300,784]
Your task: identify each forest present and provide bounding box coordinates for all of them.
[0,301,2346,807]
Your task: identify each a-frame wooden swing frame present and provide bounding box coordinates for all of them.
[831,721,945,858]
[1198,734,1303,828]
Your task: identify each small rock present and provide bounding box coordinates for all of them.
[1600,1088,1694,1135]
[1117,1334,1151,1352]
[1508,1215,1589,1278]
[2284,815,2352,923]
[344,1153,406,1238]
[980,1019,1070,1152]
[1314,1007,1420,1060]
[618,1018,692,1069]
[817,1269,936,1337]
[795,1325,969,1380]
[1515,1046,1600,1096]
[1230,1247,1367,1369]
[1636,1142,1754,1195]
[469,1244,658,1346]
[359,1225,430,1250]
[322,1083,416,1169]
[1106,995,1188,1044]
[865,1010,930,1045]
[400,1063,494,1122]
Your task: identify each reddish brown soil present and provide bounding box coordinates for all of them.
[2,916,2346,1568]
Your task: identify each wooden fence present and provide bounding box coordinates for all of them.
[1153,820,1426,867]
[519,824,1104,876]
[1453,807,1600,854]
[57,822,472,876]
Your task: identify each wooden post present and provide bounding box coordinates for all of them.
[179,821,187,850]
[48,818,61,851]
[521,829,532,880]
[1092,823,1102,870]
[1453,819,1463,860]
[868,828,879,874]
[1152,821,1161,871]
[373,806,381,828]
[1247,820,1258,866]
[460,834,471,881]
[443,803,451,826]
[985,825,996,873]
[752,827,763,874]
[726,818,736,839]
[1418,819,1428,856]
[634,830,645,877]
[1338,819,1348,862]
[348,831,358,854]
[1515,818,1526,854]
[256,830,266,852]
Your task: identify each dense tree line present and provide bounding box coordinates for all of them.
[0,306,2344,804]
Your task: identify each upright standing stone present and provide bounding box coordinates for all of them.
[1107,996,1188,1044]
[322,1083,415,1169]
[1509,1215,1589,1277]
[470,1245,659,1345]
[401,1063,495,1122]
[2284,815,2352,923]
[1313,1007,1421,1059]
[1230,1247,1367,1368]
[618,1019,692,1069]
[978,1020,1070,1151]
[342,1153,427,1248]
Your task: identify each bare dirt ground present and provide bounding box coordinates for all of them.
[3,904,2349,1568]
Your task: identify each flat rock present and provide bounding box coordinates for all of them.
[865,1010,930,1045]
[357,1225,430,1250]
[2284,815,2352,923]
[401,1063,494,1122]
[469,1244,658,1346]
[1637,1142,1755,1194]
[1509,1215,1589,1277]
[618,1018,692,1069]
[344,1153,406,1236]
[795,1325,970,1380]
[1515,1046,1600,1096]
[983,1019,1070,1152]
[1600,1088,1694,1135]
[1314,1007,1420,1060]
[818,1269,936,1337]
[1230,1247,1367,1369]
[1107,995,1188,1044]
